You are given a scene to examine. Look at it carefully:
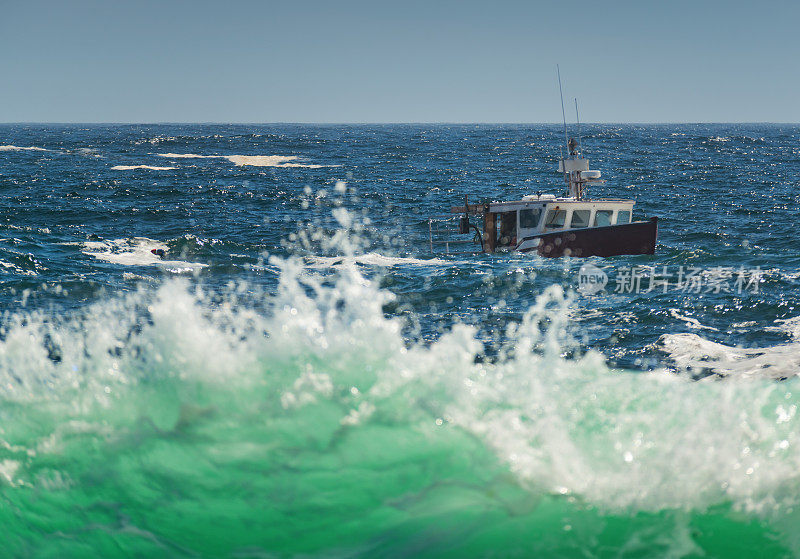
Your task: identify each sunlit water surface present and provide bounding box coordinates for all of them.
[1,124,799,557]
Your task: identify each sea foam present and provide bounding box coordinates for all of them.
[661,316,800,379]
[304,252,468,268]
[110,165,176,171]
[157,152,336,168]
[81,237,207,272]
[0,145,50,152]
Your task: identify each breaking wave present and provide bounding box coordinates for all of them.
[3,216,800,555]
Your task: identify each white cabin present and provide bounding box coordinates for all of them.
[489,197,635,249]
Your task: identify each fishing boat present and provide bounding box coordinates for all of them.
[440,136,658,258]
[432,79,658,258]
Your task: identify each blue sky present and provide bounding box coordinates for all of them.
[1,0,797,123]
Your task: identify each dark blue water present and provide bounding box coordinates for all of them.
[2,124,800,557]
[3,124,798,363]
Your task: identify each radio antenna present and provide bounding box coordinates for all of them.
[574,97,583,157]
[557,64,569,154]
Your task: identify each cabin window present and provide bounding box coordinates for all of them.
[544,209,566,228]
[594,210,613,227]
[570,210,590,228]
[616,210,631,224]
[519,208,542,229]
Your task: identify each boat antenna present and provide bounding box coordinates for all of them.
[574,97,583,157]
[557,64,569,156]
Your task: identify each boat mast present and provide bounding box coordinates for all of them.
[574,98,583,158]
[557,65,570,192]
[555,69,598,201]
[557,65,569,155]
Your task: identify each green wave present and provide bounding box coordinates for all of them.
[0,257,798,557]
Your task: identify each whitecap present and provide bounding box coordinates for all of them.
[73,147,103,158]
[660,331,800,379]
[227,155,335,168]
[304,252,468,268]
[0,260,38,276]
[3,224,51,234]
[668,309,719,331]
[766,316,800,341]
[156,153,336,168]
[110,165,176,171]
[0,145,50,152]
[156,153,221,159]
[82,237,207,271]
[122,272,157,282]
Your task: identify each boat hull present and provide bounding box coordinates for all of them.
[516,217,658,258]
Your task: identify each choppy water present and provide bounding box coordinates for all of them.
[1,123,800,557]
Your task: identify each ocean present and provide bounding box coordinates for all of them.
[1,123,799,557]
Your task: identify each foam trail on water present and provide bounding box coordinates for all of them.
[226,154,332,168]
[110,165,176,171]
[156,152,337,168]
[0,145,51,152]
[80,237,207,272]
[156,153,222,159]
[304,252,469,268]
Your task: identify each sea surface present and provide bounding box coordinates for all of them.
[1,123,799,557]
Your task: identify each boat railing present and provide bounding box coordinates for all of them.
[427,215,479,254]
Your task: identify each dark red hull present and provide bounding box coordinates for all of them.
[517,217,658,258]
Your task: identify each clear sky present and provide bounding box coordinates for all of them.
[1,0,797,123]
